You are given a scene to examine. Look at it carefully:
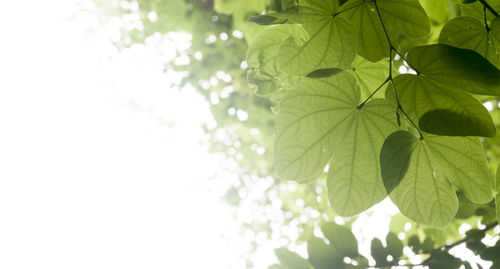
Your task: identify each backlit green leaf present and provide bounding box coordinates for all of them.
[274,248,314,269]
[386,232,403,260]
[462,0,500,23]
[390,74,496,137]
[321,223,358,258]
[380,131,458,228]
[339,0,396,62]
[275,71,398,215]
[439,16,500,68]
[377,0,431,38]
[328,99,398,215]
[275,72,359,180]
[247,25,306,96]
[371,238,387,265]
[407,44,500,96]
[307,237,345,269]
[350,56,389,99]
[277,16,357,75]
[425,136,492,204]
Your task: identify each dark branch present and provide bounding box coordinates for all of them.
[479,0,499,17]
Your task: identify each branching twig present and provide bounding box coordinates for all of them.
[367,221,499,269]
[479,0,499,17]
[364,0,424,139]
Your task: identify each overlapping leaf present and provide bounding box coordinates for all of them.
[276,15,357,75]
[274,71,398,215]
[350,56,389,99]
[439,16,500,68]
[339,0,395,62]
[376,0,431,38]
[389,74,495,137]
[339,0,429,62]
[380,131,459,228]
[320,223,358,258]
[247,25,306,97]
[307,237,345,269]
[251,1,357,75]
[406,44,500,96]
[462,0,500,23]
[307,223,358,269]
[272,248,314,269]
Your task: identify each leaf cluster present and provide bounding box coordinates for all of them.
[248,0,500,229]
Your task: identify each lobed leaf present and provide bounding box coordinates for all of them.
[390,74,495,137]
[380,131,458,228]
[320,222,358,258]
[376,0,431,38]
[275,71,399,215]
[274,248,314,269]
[307,237,345,269]
[328,99,398,216]
[350,56,389,99]
[277,16,357,75]
[339,0,396,62]
[407,44,500,96]
[247,25,306,96]
[439,16,500,68]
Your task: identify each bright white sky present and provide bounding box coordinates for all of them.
[0,1,259,268]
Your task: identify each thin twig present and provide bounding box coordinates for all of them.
[479,0,499,17]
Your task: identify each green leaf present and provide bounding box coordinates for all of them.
[350,56,389,100]
[408,235,421,253]
[389,74,495,137]
[306,68,343,78]
[439,16,500,68]
[339,0,396,62]
[376,0,431,38]
[274,248,314,269]
[380,131,458,228]
[274,72,359,180]
[455,192,478,219]
[386,232,403,260]
[307,237,345,269]
[426,250,462,269]
[462,0,500,24]
[406,44,500,96]
[328,98,398,215]
[370,238,387,265]
[421,237,434,253]
[424,136,493,204]
[321,223,358,258]
[496,163,500,224]
[277,15,357,75]
[247,24,306,97]
[248,15,289,25]
[274,71,398,215]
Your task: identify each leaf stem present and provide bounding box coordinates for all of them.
[332,0,373,17]
[357,77,390,109]
[484,5,491,31]
[368,221,499,269]
[479,0,499,17]
[371,0,424,139]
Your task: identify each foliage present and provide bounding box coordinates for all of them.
[247,0,500,267]
[95,0,500,268]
